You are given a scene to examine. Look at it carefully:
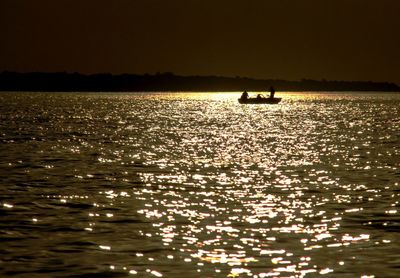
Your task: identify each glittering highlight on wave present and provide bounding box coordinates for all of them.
[0,92,399,277]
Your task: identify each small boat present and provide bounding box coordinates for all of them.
[238,97,282,104]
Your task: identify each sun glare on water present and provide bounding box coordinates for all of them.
[0,92,399,277]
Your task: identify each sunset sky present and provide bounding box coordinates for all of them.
[1,0,399,83]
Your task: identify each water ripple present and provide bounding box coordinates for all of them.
[0,92,399,277]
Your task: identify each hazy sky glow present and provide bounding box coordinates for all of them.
[1,0,399,83]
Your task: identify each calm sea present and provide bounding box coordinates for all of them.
[0,92,399,277]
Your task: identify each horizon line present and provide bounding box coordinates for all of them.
[1,70,399,86]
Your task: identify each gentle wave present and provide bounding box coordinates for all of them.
[1,92,399,277]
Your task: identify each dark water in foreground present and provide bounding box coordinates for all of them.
[0,92,399,277]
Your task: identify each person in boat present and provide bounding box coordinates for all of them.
[269,86,275,99]
[241,91,249,100]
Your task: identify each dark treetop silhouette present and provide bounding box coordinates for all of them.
[0,72,399,92]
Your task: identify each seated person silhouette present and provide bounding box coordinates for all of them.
[241,91,249,100]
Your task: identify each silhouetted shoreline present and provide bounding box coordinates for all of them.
[0,72,399,92]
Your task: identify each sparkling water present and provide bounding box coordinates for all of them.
[1,92,399,277]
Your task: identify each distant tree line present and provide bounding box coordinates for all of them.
[0,71,398,92]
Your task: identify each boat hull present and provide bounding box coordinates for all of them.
[238,97,282,104]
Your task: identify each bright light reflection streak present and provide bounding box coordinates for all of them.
[76,92,400,277]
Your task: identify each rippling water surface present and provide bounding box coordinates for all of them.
[1,92,399,277]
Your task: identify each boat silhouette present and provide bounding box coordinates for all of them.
[238,96,282,104]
